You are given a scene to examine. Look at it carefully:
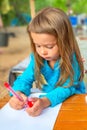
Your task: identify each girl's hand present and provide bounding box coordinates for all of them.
[9,91,27,110]
[26,97,51,116]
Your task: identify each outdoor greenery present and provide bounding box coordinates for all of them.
[0,0,30,26]
[51,0,87,13]
[0,0,87,26]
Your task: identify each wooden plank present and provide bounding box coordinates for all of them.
[53,94,87,130]
[29,0,35,18]
[53,121,87,130]
[61,103,87,110]
[0,94,10,108]
[63,94,87,103]
[58,110,87,121]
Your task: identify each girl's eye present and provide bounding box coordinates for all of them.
[35,45,41,48]
[35,44,55,49]
[46,44,56,49]
[46,46,54,49]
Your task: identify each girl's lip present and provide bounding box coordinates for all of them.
[44,57,51,60]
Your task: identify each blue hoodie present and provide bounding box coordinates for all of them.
[12,53,86,107]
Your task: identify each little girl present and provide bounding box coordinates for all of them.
[9,7,86,116]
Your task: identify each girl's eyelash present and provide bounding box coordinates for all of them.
[46,46,53,49]
[38,46,40,47]
[35,45,40,47]
[35,44,55,49]
[36,45,53,49]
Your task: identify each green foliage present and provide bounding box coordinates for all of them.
[10,0,30,14]
[35,0,52,12]
[52,0,87,14]
[0,0,31,26]
[1,0,87,26]
[72,0,87,14]
[51,0,67,11]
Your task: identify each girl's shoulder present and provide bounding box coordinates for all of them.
[28,53,35,66]
[29,53,35,61]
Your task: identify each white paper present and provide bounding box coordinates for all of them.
[0,93,62,130]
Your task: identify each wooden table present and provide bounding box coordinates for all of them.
[1,94,87,129]
[0,94,10,109]
[53,94,87,130]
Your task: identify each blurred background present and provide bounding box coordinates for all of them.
[0,0,87,27]
[0,0,87,101]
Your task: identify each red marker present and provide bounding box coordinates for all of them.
[27,98,33,108]
[4,82,33,108]
[4,82,23,101]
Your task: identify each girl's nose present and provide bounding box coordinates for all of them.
[41,47,47,55]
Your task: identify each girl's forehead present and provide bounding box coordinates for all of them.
[31,32,57,42]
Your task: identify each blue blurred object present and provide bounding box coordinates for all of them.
[11,18,19,26]
[10,13,31,26]
[84,18,87,25]
[22,13,31,23]
[69,16,78,27]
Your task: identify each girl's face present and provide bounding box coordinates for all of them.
[31,32,59,62]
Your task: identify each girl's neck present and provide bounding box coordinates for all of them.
[48,60,57,69]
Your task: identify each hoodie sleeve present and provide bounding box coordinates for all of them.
[11,53,35,96]
[40,54,86,107]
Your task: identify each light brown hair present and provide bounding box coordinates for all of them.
[27,7,84,88]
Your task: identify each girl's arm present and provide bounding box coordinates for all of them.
[11,54,35,96]
[40,54,86,107]
[45,85,76,107]
[42,81,85,107]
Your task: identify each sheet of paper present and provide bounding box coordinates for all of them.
[0,93,62,130]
